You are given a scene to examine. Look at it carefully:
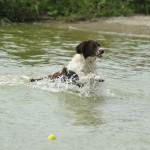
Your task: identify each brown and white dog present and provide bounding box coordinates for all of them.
[21,40,104,87]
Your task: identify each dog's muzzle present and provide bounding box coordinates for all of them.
[96,47,104,58]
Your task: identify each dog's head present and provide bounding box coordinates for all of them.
[76,40,104,59]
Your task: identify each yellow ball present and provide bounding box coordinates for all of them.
[48,134,56,140]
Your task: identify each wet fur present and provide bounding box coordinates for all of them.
[67,40,104,83]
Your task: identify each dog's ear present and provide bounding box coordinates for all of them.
[76,41,87,54]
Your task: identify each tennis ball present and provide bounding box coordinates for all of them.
[48,134,56,140]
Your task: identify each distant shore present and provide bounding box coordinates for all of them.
[64,15,150,36]
[66,15,150,27]
[96,16,150,26]
[42,15,150,27]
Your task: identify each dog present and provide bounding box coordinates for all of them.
[21,40,104,87]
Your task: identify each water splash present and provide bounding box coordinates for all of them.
[0,74,115,98]
[27,77,115,98]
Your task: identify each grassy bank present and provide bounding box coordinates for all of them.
[0,0,150,22]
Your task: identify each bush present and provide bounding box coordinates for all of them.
[0,0,150,22]
[0,0,48,22]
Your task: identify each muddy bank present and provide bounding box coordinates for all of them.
[98,16,150,26]
[65,16,150,36]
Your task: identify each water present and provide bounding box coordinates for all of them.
[0,22,150,150]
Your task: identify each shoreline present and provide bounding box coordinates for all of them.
[64,16,150,36]
[95,16,150,26]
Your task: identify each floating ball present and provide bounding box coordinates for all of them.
[48,134,56,140]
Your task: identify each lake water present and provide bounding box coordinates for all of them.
[0,22,150,150]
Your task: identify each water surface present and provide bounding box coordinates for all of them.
[0,22,150,150]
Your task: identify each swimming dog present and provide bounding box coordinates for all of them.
[21,40,104,87]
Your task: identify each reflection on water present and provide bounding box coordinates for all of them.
[59,92,104,126]
[0,23,150,150]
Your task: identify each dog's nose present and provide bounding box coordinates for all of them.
[98,47,104,54]
[101,49,104,54]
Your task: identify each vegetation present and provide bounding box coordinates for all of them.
[0,0,150,22]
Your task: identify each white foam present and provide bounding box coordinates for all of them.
[0,74,113,98]
[24,76,109,98]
